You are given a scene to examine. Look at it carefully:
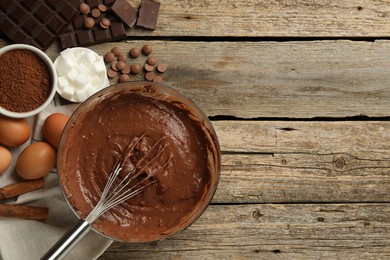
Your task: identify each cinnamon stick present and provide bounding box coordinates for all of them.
[0,204,48,221]
[0,179,45,200]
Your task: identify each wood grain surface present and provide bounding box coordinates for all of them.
[2,0,390,258]
[102,204,390,259]
[42,39,390,118]
[126,0,390,37]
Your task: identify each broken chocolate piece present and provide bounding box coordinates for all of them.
[136,0,160,30]
[111,0,138,28]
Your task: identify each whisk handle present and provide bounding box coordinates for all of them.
[41,219,91,260]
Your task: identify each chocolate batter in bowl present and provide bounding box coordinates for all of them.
[57,82,220,244]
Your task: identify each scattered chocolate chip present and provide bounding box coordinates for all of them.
[142,45,153,56]
[130,64,142,74]
[98,4,108,12]
[79,3,90,14]
[147,57,157,66]
[129,48,141,58]
[136,0,160,30]
[145,71,156,81]
[117,61,127,71]
[157,63,168,73]
[100,18,111,29]
[104,52,115,63]
[107,69,118,79]
[153,75,163,83]
[121,65,131,74]
[119,74,130,82]
[84,17,95,29]
[118,53,127,62]
[111,47,122,56]
[111,0,138,28]
[144,63,154,72]
[91,8,101,18]
[111,60,119,71]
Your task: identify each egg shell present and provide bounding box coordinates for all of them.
[0,146,12,175]
[0,115,30,147]
[16,142,56,180]
[43,113,70,149]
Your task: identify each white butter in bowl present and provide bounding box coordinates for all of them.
[54,47,109,103]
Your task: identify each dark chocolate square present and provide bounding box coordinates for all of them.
[35,4,55,22]
[73,15,85,30]
[0,17,17,36]
[60,32,77,49]
[86,0,100,8]
[9,4,26,25]
[93,27,110,43]
[110,23,126,40]
[0,0,13,11]
[23,16,41,35]
[76,31,94,46]
[35,27,54,46]
[47,15,67,33]
[12,30,31,44]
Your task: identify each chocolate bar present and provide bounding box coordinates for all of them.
[136,0,160,30]
[111,0,138,28]
[59,0,127,49]
[0,0,78,51]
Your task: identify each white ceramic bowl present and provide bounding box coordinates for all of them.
[0,44,57,118]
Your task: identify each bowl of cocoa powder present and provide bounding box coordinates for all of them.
[0,44,57,118]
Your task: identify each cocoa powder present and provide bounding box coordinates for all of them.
[0,49,51,112]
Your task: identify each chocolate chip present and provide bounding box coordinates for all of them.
[111,47,122,56]
[111,60,119,71]
[121,65,131,74]
[91,8,101,18]
[119,74,130,82]
[84,17,95,29]
[129,48,141,58]
[130,64,141,74]
[147,57,157,66]
[107,69,118,79]
[157,63,168,73]
[153,75,163,83]
[98,4,108,12]
[104,52,115,63]
[116,61,127,71]
[118,53,127,62]
[79,3,90,14]
[100,18,111,29]
[144,63,154,72]
[142,45,153,56]
[145,71,156,81]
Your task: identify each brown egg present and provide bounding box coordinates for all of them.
[0,146,12,175]
[0,115,30,147]
[16,142,56,180]
[43,113,69,149]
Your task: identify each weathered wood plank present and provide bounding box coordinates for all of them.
[213,120,390,203]
[127,0,390,37]
[55,40,390,118]
[99,203,390,259]
[4,39,390,118]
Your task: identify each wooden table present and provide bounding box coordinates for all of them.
[4,0,390,258]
